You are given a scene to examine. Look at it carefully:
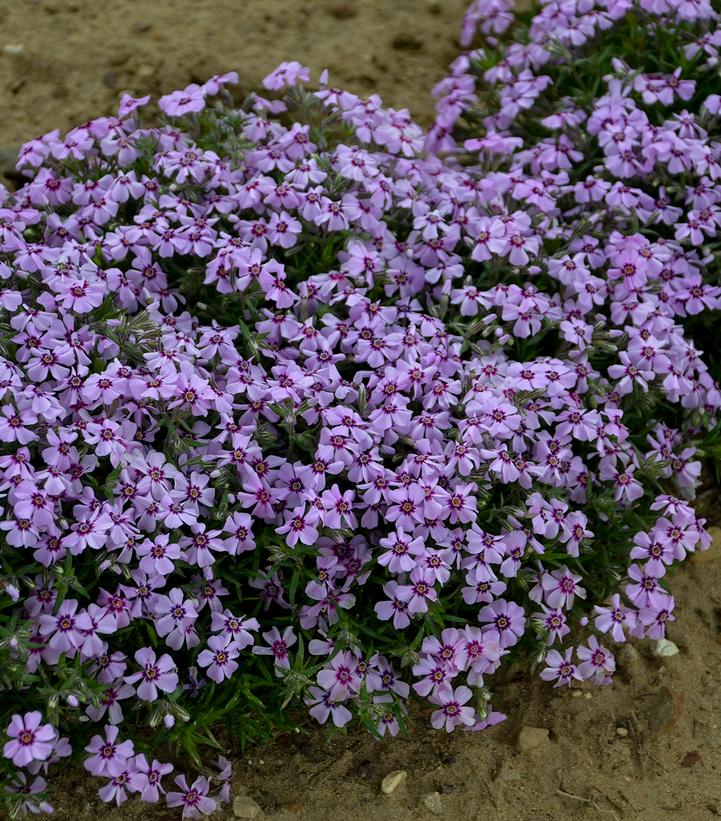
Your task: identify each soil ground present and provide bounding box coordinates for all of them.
[2,2,720,819]
[0,0,467,147]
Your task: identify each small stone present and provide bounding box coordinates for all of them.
[617,644,643,678]
[516,726,550,753]
[681,750,703,768]
[0,145,19,171]
[135,65,155,81]
[422,791,443,815]
[131,20,152,34]
[571,690,582,699]
[496,764,521,782]
[691,525,721,564]
[102,71,118,89]
[233,795,262,819]
[2,44,24,57]
[616,727,629,738]
[297,742,319,761]
[391,33,424,51]
[644,686,683,737]
[583,692,592,700]
[381,770,407,796]
[439,783,455,795]
[653,638,679,657]
[356,759,374,779]
[327,1,357,19]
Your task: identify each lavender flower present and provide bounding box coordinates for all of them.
[3,713,56,767]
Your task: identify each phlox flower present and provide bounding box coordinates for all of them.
[478,600,526,648]
[84,724,134,778]
[132,754,174,803]
[638,592,676,639]
[395,568,438,616]
[540,649,582,688]
[304,686,353,728]
[153,588,199,651]
[98,764,141,806]
[197,636,240,683]
[5,772,54,815]
[374,581,412,629]
[430,685,476,732]
[159,84,206,116]
[3,712,56,767]
[166,775,217,819]
[593,593,638,642]
[263,61,311,91]
[252,626,296,672]
[377,528,426,573]
[541,567,586,610]
[124,648,178,701]
[316,650,361,700]
[577,636,615,685]
[38,599,93,653]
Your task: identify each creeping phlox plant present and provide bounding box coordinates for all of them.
[0,0,721,814]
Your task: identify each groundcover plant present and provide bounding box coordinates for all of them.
[1,0,721,816]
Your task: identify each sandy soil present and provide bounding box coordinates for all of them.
[2,2,721,820]
[50,549,721,821]
[0,0,467,149]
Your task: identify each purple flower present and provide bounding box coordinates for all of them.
[159,84,206,117]
[5,772,54,815]
[541,567,586,610]
[133,754,174,803]
[377,528,426,573]
[386,484,426,529]
[412,656,453,697]
[98,763,141,806]
[374,581,412,629]
[639,592,676,639]
[320,484,357,529]
[38,599,93,654]
[136,534,182,576]
[197,636,240,683]
[540,649,582,688]
[577,637,615,685]
[166,775,217,819]
[252,626,296,672]
[533,605,570,645]
[478,600,526,648]
[153,588,199,651]
[84,724,134,777]
[316,650,361,700]
[395,568,438,616]
[593,594,637,642]
[443,482,477,524]
[3,712,56,767]
[430,685,476,732]
[304,686,353,728]
[124,648,178,701]
[263,61,311,91]
[276,505,321,547]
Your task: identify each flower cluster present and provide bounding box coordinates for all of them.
[0,0,720,815]
[430,0,721,678]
